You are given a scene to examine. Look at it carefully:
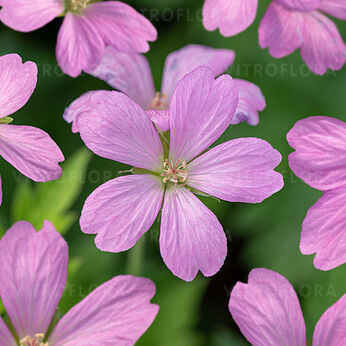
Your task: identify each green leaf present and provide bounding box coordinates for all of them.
[11,148,91,234]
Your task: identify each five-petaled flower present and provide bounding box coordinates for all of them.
[287,116,346,270]
[0,220,158,345]
[0,0,157,77]
[229,268,346,345]
[0,53,64,205]
[74,66,283,281]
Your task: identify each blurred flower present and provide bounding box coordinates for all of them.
[0,54,64,205]
[64,44,266,132]
[202,0,259,36]
[259,0,346,74]
[229,268,346,345]
[0,0,157,77]
[0,220,158,345]
[287,116,346,270]
[74,66,283,281]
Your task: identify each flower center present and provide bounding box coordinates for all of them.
[66,0,90,12]
[161,159,188,184]
[19,334,49,346]
[150,92,169,111]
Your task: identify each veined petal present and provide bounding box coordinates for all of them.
[320,0,346,20]
[287,116,346,191]
[232,79,266,126]
[229,268,306,346]
[0,317,16,346]
[169,66,238,163]
[300,186,346,271]
[80,174,164,252]
[259,2,304,58]
[160,186,227,281]
[161,44,235,102]
[0,54,37,118]
[0,0,63,32]
[277,0,322,11]
[300,11,346,75]
[203,0,258,37]
[76,91,164,171]
[188,138,283,203]
[90,47,155,110]
[49,275,158,346]
[313,294,346,346]
[0,221,68,339]
[146,110,170,132]
[0,124,64,182]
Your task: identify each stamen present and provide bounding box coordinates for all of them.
[161,159,188,185]
[149,92,169,111]
[20,333,49,346]
[68,0,90,11]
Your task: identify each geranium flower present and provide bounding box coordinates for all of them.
[74,66,283,281]
[202,0,259,37]
[259,0,346,74]
[229,268,346,345]
[287,116,346,270]
[64,44,266,132]
[0,0,157,77]
[0,220,158,345]
[0,54,63,205]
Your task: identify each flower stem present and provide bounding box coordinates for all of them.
[126,238,145,276]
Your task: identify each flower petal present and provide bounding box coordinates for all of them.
[0,54,37,118]
[0,221,68,339]
[169,66,238,163]
[300,186,346,271]
[259,2,304,58]
[300,11,346,75]
[160,186,227,281]
[203,0,258,37]
[313,294,346,346]
[0,0,63,32]
[76,90,164,171]
[320,0,346,20]
[48,275,158,346]
[232,79,266,126]
[188,138,283,203]
[90,47,155,110]
[229,268,306,346]
[0,124,64,182]
[80,174,164,252]
[287,116,346,191]
[0,317,16,346]
[146,110,170,132]
[161,44,235,101]
[277,0,322,11]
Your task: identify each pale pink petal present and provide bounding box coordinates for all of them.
[49,275,158,346]
[146,110,170,132]
[80,175,164,252]
[188,138,283,203]
[320,0,346,20]
[0,0,63,32]
[0,221,68,339]
[76,91,163,171]
[287,116,346,191]
[277,0,322,11]
[0,124,64,182]
[313,294,346,346]
[160,186,227,282]
[0,54,37,118]
[300,186,346,270]
[169,66,238,163]
[0,317,16,346]
[300,11,346,75]
[229,268,306,346]
[161,44,235,101]
[232,79,266,126]
[90,47,155,109]
[259,2,304,58]
[203,0,258,37]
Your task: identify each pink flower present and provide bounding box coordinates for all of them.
[74,66,283,281]
[287,116,346,270]
[0,54,64,205]
[229,268,346,345]
[0,0,157,77]
[0,220,158,345]
[64,44,266,132]
[259,0,346,74]
[203,0,259,36]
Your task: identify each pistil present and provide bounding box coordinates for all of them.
[161,159,188,184]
